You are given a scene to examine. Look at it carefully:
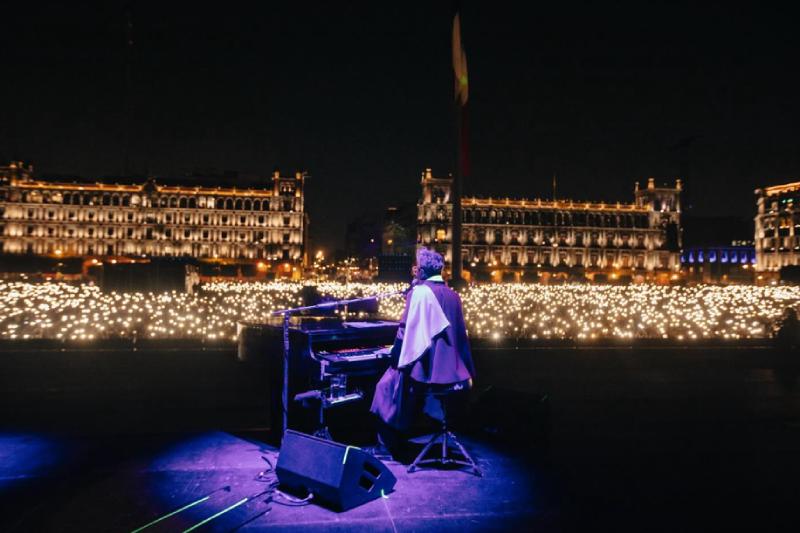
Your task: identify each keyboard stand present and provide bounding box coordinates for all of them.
[294,388,365,441]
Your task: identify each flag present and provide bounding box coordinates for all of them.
[452,13,468,106]
[452,11,470,177]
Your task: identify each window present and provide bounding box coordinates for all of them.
[127,228,134,237]
[108,212,114,221]
[435,228,446,241]
[283,233,290,243]
[184,230,191,238]
[283,216,290,226]
[107,228,114,237]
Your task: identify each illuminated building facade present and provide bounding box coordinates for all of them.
[0,161,306,268]
[417,168,682,281]
[754,181,800,272]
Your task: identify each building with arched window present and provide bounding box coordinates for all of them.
[417,168,682,282]
[0,162,307,272]
[754,181,800,272]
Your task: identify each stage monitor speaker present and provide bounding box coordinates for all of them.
[276,430,397,511]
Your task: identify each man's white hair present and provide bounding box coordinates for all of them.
[416,247,444,279]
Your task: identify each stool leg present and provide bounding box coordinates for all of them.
[449,431,482,476]
[408,430,442,473]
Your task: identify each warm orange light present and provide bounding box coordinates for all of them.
[464,196,646,212]
[11,179,273,197]
[764,182,800,197]
[256,261,267,272]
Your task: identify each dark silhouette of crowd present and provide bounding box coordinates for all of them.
[774,308,800,352]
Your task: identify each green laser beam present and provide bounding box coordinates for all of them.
[342,445,360,464]
[129,495,210,533]
[182,497,250,533]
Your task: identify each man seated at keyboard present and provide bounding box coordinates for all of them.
[369,247,475,460]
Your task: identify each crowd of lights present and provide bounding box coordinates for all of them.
[0,281,798,342]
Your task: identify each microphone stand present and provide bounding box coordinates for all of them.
[270,288,407,444]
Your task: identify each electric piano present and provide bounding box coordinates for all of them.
[240,317,399,440]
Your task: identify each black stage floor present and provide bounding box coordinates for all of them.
[2,344,800,531]
[0,430,551,532]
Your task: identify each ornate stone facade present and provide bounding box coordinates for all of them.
[417,168,681,281]
[0,161,306,265]
[754,181,800,272]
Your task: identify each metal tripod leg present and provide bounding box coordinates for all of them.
[407,431,443,473]
[447,431,482,476]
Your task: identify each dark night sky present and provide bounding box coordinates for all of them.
[2,1,799,250]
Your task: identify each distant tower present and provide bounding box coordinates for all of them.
[418,168,454,263]
[635,178,682,249]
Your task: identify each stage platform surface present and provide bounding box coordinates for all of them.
[3,343,800,531]
[0,429,552,532]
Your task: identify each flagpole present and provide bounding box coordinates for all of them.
[452,101,464,287]
[451,9,467,289]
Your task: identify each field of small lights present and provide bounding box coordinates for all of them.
[1,281,798,343]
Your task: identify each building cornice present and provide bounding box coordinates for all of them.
[8,179,274,197]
